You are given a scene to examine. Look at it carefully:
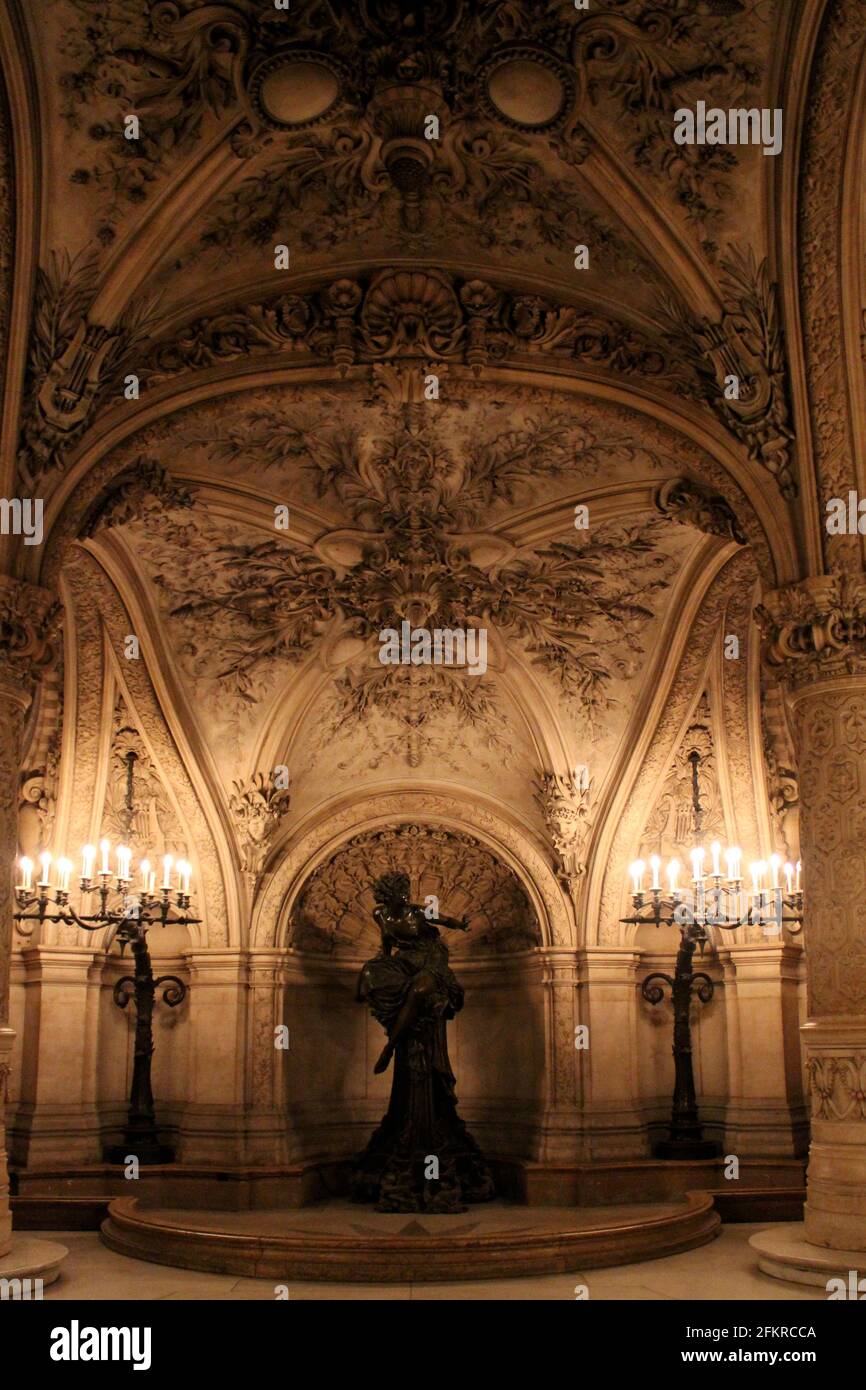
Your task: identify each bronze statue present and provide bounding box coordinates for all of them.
[351,871,495,1213]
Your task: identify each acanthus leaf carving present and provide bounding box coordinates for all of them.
[756,574,866,683]
[229,772,291,880]
[535,770,594,902]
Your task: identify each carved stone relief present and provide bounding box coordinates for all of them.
[290,823,541,958]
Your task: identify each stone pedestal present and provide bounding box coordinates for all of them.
[718,943,808,1157]
[10,946,106,1166]
[577,949,646,1159]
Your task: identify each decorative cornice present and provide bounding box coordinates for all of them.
[756,574,866,681]
[146,268,694,396]
[655,476,747,546]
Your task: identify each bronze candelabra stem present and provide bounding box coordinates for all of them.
[14,879,198,1165]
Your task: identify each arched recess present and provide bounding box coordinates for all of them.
[252,789,571,952]
[58,546,238,946]
[589,546,760,947]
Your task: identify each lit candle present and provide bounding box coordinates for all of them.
[116,845,132,881]
[81,844,96,880]
[140,858,151,890]
[784,861,794,895]
[630,860,645,893]
[710,841,721,877]
[795,860,801,893]
[691,847,705,882]
[725,846,742,882]
[769,853,781,889]
[650,854,661,890]
[18,856,33,891]
[99,839,111,875]
[148,870,156,894]
[38,851,52,887]
[750,861,766,892]
[176,859,191,894]
[667,858,680,892]
[56,857,73,891]
[162,854,173,890]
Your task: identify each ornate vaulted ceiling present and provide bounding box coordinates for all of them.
[3,0,857,946]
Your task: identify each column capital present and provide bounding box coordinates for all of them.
[0,575,60,703]
[756,573,866,687]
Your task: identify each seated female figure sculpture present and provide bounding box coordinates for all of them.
[352,871,495,1213]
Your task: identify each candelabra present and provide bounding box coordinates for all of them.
[622,750,803,1160]
[14,837,199,1165]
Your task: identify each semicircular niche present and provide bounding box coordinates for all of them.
[289,823,541,957]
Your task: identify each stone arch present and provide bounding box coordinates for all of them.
[252,790,571,951]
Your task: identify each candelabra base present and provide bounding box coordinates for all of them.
[104,1139,176,1167]
[654,1138,722,1161]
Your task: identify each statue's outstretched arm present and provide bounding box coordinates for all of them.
[430,912,470,932]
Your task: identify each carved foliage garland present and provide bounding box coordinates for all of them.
[290,823,541,957]
[140,401,679,752]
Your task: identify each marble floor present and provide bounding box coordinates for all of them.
[38,1223,826,1301]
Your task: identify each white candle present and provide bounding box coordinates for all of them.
[795,860,801,893]
[56,857,73,891]
[38,851,52,887]
[18,856,33,891]
[769,853,781,889]
[148,870,156,895]
[81,844,96,880]
[650,854,661,890]
[176,859,191,894]
[140,858,151,890]
[630,860,644,893]
[667,858,680,892]
[710,841,721,877]
[162,854,173,890]
[99,839,111,875]
[691,847,705,882]
[784,861,794,895]
[116,845,132,881]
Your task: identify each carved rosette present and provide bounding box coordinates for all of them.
[229,772,291,880]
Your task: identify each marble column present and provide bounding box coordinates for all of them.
[0,576,59,1257]
[758,578,866,1253]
